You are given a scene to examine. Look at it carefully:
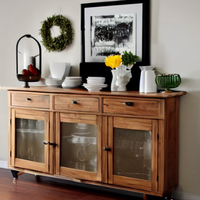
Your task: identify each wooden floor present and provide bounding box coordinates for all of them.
[0,168,175,200]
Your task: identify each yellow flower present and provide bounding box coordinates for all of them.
[105,55,122,69]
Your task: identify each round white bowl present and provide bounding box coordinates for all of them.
[83,83,107,92]
[65,76,82,81]
[86,77,105,85]
[62,80,82,88]
[87,80,105,85]
[63,80,82,84]
[87,77,105,80]
[45,78,63,87]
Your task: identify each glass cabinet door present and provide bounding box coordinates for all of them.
[107,117,158,192]
[114,129,152,181]
[61,123,97,172]
[16,119,45,162]
[11,109,50,173]
[56,113,101,182]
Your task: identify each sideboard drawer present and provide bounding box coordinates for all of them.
[54,95,99,112]
[11,93,50,109]
[103,98,160,117]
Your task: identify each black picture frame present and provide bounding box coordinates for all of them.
[80,0,150,91]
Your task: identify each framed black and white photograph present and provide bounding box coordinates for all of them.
[81,0,150,64]
[80,0,150,91]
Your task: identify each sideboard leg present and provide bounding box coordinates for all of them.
[11,170,25,183]
[11,170,19,183]
[143,194,148,200]
[35,174,41,182]
[165,192,172,200]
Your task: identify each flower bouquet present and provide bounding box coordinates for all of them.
[105,51,139,91]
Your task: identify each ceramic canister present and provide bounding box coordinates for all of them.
[139,66,157,93]
[139,66,145,93]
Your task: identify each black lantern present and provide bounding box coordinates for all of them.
[16,34,42,88]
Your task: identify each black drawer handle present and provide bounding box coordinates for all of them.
[26,98,32,101]
[72,100,78,104]
[103,147,111,151]
[43,141,57,147]
[125,102,133,106]
[49,142,57,147]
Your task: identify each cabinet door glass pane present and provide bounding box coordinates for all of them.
[61,123,97,173]
[16,118,45,163]
[114,128,151,181]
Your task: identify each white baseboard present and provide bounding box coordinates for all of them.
[0,160,199,200]
[172,191,200,200]
[0,160,8,169]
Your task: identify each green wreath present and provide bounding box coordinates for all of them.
[39,15,73,52]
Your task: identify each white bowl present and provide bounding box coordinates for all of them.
[45,78,62,82]
[50,62,71,80]
[65,76,82,80]
[87,77,105,80]
[84,85,103,92]
[62,79,82,88]
[45,78,63,87]
[63,80,82,84]
[87,79,105,85]
[86,77,105,85]
[83,83,107,92]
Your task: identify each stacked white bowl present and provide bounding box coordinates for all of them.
[62,76,82,88]
[45,78,63,87]
[45,62,71,87]
[83,77,107,92]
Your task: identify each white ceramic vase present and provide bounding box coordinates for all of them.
[49,62,71,80]
[111,65,132,92]
[139,66,157,93]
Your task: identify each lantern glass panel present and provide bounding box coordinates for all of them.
[17,38,40,74]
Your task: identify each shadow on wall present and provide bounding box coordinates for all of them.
[178,91,200,193]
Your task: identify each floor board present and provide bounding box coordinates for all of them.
[0,168,175,200]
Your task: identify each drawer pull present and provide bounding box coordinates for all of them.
[49,142,57,147]
[125,102,133,106]
[26,98,32,101]
[43,141,57,147]
[72,100,78,104]
[103,147,111,151]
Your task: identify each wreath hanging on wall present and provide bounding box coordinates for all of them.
[39,15,73,52]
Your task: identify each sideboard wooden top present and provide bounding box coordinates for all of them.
[2,86,186,99]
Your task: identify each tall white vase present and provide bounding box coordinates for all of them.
[111,70,118,91]
[49,62,71,80]
[139,66,145,93]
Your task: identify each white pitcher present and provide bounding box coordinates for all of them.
[139,66,157,93]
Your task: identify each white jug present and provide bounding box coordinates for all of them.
[139,66,157,93]
[139,66,145,93]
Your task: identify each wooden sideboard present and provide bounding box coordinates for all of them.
[4,86,186,199]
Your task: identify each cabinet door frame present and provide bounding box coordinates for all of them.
[106,116,158,192]
[55,112,102,182]
[10,108,50,173]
